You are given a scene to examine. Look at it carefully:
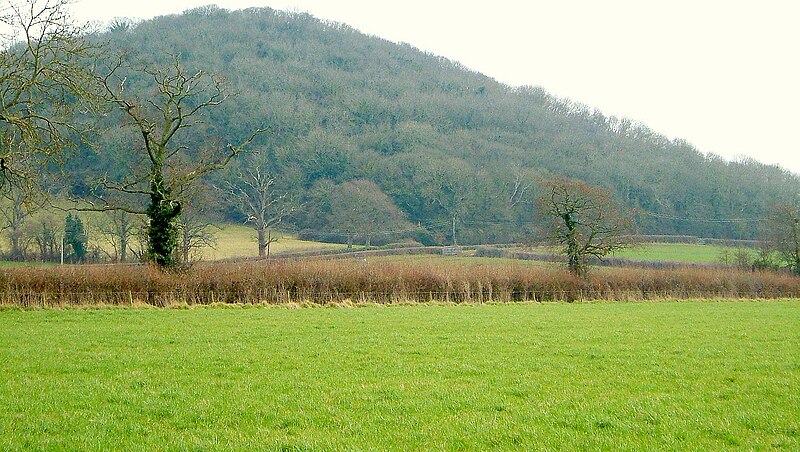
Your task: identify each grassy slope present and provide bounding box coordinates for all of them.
[1,302,798,449]
[198,224,348,260]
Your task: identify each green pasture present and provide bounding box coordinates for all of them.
[613,243,755,264]
[1,301,797,450]
[197,224,349,260]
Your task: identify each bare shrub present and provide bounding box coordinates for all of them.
[0,259,798,307]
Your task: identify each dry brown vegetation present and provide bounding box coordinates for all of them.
[1,258,799,308]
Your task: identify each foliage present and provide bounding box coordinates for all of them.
[538,177,633,275]
[1,303,798,449]
[63,212,86,262]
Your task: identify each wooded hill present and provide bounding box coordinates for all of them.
[68,5,799,244]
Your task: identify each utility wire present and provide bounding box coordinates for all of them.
[643,212,767,224]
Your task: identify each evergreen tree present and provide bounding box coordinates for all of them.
[64,213,88,263]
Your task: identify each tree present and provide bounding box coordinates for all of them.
[175,208,216,265]
[0,185,39,259]
[95,210,136,262]
[327,179,411,247]
[63,212,87,262]
[538,177,633,276]
[220,152,294,258]
[32,214,59,261]
[763,203,800,275]
[93,55,262,268]
[0,0,96,188]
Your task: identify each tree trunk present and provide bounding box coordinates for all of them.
[118,212,129,263]
[10,227,22,261]
[258,227,266,258]
[563,213,582,276]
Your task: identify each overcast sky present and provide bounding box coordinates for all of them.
[70,0,800,174]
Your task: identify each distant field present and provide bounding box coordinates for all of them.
[612,243,756,264]
[198,224,349,260]
[1,302,797,449]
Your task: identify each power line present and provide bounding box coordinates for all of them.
[643,212,767,224]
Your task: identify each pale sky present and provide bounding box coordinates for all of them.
[70,0,800,175]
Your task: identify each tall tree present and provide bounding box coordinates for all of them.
[92,55,262,268]
[538,177,633,276]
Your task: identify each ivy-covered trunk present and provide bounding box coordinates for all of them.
[146,171,181,268]
[562,212,582,276]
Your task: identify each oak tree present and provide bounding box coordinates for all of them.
[763,203,800,275]
[538,177,633,276]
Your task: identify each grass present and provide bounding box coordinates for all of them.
[198,224,349,260]
[1,301,798,449]
[612,243,755,264]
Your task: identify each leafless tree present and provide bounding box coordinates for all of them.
[538,177,633,276]
[327,179,410,247]
[221,155,293,258]
[95,210,136,262]
[31,213,59,261]
[0,0,98,188]
[175,207,216,265]
[0,184,42,259]
[763,203,800,275]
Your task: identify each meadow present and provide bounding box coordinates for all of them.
[1,301,798,450]
[611,243,754,264]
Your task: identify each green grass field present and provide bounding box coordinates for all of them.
[612,243,754,264]
[198,224,349,260]
[1,302,798,449]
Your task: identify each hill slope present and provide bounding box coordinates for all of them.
[75,5,799,243]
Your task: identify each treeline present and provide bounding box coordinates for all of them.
[62,6,799,244]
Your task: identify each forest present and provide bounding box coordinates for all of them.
[17,5,800,250]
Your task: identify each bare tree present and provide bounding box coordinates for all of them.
[95,210,136,262]
[88,55,263,268]
[763,203,800,275]
[175,207,216,265]
[221,155,293,258]
[327,180,411,247]
[0,0,97,187]
[0,184,41,259]
[538,177,633,276]
[31,213,59,261]
[506,165,535,208]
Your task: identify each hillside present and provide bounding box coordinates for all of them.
[69,5,799,244]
